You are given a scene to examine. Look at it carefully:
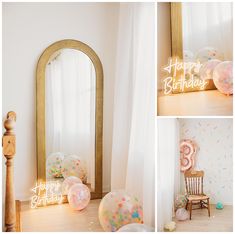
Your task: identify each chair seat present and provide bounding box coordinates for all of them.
[186,194,209,201]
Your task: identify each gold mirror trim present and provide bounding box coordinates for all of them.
[170,3,216,93]
[36,39,103,200]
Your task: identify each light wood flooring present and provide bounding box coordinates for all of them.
[20,199,103,232]
[158,90,233,116]
[173,205,233,232]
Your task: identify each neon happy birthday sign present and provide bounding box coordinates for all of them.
[162,58,208,94]
[31,181,63,208]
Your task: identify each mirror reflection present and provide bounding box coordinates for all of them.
[45,48,96,193]
[182,2,233,62]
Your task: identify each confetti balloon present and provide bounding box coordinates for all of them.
[199,59,221,80]
[195,47,224,63]
[46,152,64,178]
[176,208,189,221]
[61,155,87,182]
[98,190,143,232]
[183,50,194,62]
[62,176,82,195]
[213,61,233,95]
[117,223,154,232]
[68,183,90,210]
[175,194,187,210]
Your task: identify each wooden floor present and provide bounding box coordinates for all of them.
[21,199,103,232]
[173,205,233,232]
[158,90,233,116]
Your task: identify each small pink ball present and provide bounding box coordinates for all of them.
[213,61,233,95]
[62,176,82,195]
[68,183,90,210]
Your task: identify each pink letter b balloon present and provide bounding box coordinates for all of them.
[98,190,143,232]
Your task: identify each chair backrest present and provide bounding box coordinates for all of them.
[184,170,204,195]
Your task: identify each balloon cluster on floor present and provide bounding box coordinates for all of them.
[183,47,233,95]
[98,190,154,232]
[46,153,90,211]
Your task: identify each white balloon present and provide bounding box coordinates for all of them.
[118,223,154,232]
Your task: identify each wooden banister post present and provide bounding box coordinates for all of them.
[3,111,16,232]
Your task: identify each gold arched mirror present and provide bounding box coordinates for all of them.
[36,39,103,202]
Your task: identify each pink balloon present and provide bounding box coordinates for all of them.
[68,183,90,210]
[176,208,189,221]
[213,61,233,95]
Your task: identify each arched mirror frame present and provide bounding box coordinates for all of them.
[36,39,103,200]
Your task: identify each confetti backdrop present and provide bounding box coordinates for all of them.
[179,118,233,205]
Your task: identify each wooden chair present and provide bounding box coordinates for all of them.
[184,170,210,220]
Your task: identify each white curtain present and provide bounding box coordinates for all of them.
[46,49,95,189]
[182,2,233,60]
[111,3,155,227]
[157,119,180,231]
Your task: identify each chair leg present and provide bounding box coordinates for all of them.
[189,201,192,220]
[207,198,210,217]
[186,200,188,210]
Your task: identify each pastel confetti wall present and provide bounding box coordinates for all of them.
[179,118,233,205]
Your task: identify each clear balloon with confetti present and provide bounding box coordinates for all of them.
[213,61,233,95]
[98,190,143,232]
[46,152,64,178]
[195,47,224,63]
[62,176,82,195]
[61,155,87,182]
[68,183,90,210]
[175,194,187,211]
[199,59,221,80]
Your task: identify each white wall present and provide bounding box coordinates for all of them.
[3,2,120,200]
[179,118,233,205]
[157,3,171,91]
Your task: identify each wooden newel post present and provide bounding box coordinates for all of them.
[3,111,16,232]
